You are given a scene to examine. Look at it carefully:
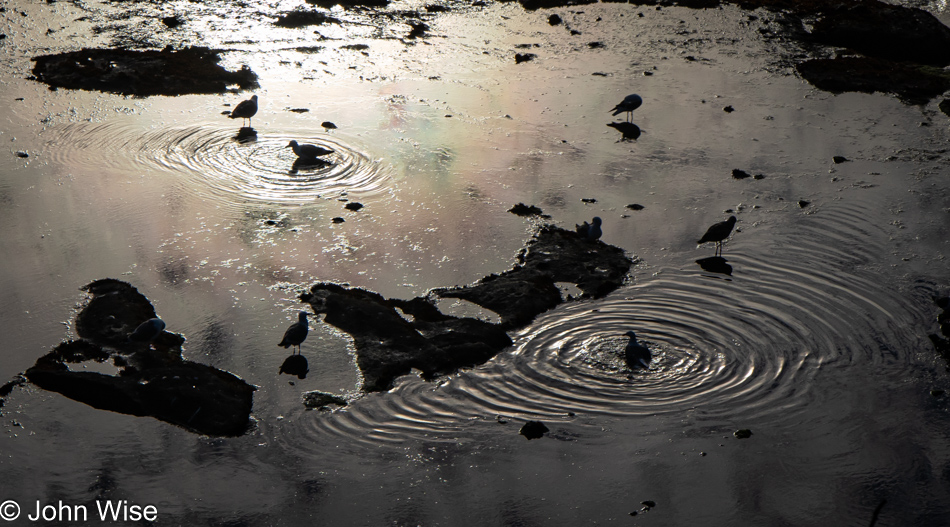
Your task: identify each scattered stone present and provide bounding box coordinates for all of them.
[15,151,28,158]
[307,0,388,7]
[406,21,429,39]
[345,202,363,211]
[734,428,753,438]
[752,173,765,180]
[626,203,645,211]
[548,13,562,25]
[732,168,752,179]
[588,41,605,48]
[581,198,597,203]
[30,47,258,96]
[288,108,310,113]
[723,105,735,112]
[798,200,811,208]
[425,4,450,11]
[515,53,537,64]
[331,217,345,223]
[519,420,549,440]
[321,121,338,131]
[833,155,849,164]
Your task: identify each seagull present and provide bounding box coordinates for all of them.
[278,311,309,354]
[610,94,642,122]
[575,216,603,240]
[697,215,737,257]
[624,331,651,369]
[229,95,258,128]
[288,140,333,159]
[129,318,165,342]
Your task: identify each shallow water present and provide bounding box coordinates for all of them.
[2,0,950,525]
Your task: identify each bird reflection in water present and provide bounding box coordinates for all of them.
[279,354,309,379]
[607,121,641,141]
[232,127,257,144]
[696,256,733,276]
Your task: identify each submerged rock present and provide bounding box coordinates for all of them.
[30,47,258,97]
[21,279,255,437]
[301,225,633,391]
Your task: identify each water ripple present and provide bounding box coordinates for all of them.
[46,121,393,207]
[275,199,927,451]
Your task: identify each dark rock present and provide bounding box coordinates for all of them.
[301,225,632,391]
[406,21,429,39]
[161,15,182,28]
[321,121,338,131]
[732,168,752,179]
[515,53,537,64]
[833,155,849,164]
[22,279,255,436]
[30,47,258,97]
[331,217,345,223]
[303,391,349,409]
[15,151,28,158]
[289,108,310,113]
[345,202,363,211]
[508,203,549,218]
[425,4,450,11]
[588,41,605,48]
[548,14,562,25]
[798,200,810,208]
[306,0,389,8]
[931,389,945,397]
[519,420,549,440]
[626,203,645,211]
[752,173,765,180]
[734,428,753,438]
[796,57,950,105]
[723,105,735,112]
[809,2,950,67]
[275,10,342,28]
[581,198,597,203]
[940,100,950,119]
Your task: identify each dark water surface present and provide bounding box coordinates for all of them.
[2,0,950,524]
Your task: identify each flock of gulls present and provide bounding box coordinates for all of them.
[217,92,738,373]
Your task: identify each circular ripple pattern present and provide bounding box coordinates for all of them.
[275,199,932,452]
[46,122,393,207]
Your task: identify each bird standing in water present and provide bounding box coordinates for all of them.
[624,331,651,369]
[610,94,642,122]
[575,216,603,240]
[697,215,737,257]
[287,140,333,159]
[278,311,309,354]
[229,95,258,128]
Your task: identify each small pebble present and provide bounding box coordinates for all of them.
[345,202,363,211]
[331,217,345,223]
[581,198,597,203]
[798,200,810,208]
[723,105,734,113]
[832,155,849,164]
[626,203,644,211]
[734,429,753,439]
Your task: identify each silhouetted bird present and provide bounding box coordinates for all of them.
[278,311,309,354]
[129,318,165,342]
[575,216,603,240]
[229,95,258,128]
[624,331,651,369]
[697,215,737,256]
[610,94,642,122]
[288,140,333,159]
